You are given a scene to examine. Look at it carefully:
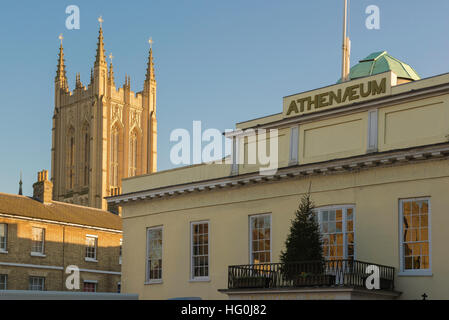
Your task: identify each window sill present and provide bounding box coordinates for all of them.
[189,278,210,283]
[0,250,8,254]
[399,270,433,277]
[85,258,98,263]
[30,252,46,257]
[144,280,163,285]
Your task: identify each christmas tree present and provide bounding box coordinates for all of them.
[280,191,324,280]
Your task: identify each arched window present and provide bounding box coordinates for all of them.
[83,125,90,186]
[129,131,138,177]
[67,127,75,189]
[110,126,119,187]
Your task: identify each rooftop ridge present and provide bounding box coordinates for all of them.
[49,200,113,214]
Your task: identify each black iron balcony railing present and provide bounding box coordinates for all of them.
[228,260,395,290]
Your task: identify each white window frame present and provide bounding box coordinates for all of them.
[31,227,45,256]
[85,234,98,262]
[0,223,7,253]
[29,276,45,291]
[83,280,98,292]
[0,274,7,290]
[145,226,163,284]
[190,221,210,281]
[399,197,432,276]
[315,205,356,260]
[249,213,272,264]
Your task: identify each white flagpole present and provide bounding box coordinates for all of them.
[341,0,350,82]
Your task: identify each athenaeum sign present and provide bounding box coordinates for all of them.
[283,72,396,118]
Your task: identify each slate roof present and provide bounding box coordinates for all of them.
[0,192,122,231]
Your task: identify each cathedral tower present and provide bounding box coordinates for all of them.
[51,18,157,211]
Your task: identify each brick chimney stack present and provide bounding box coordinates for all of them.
[33,170,53,204]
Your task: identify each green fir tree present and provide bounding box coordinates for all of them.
[280,192,324,279]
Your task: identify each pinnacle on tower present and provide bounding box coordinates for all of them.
[145,38,155,82]
[109,64,115,87]
[18,171,23,196]
[94,16,107,68]
[56,34,68,90]
[75,72,83,89]
[123,74,131,89]
[108,53,115,86]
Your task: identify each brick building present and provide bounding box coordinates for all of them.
[0,170,122,292]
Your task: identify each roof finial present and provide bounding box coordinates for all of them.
[56,34,68,90]
[18,171,23,196]
[94,16,106,67]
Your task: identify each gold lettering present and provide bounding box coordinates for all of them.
[308,95,319,110]
[317,93,330,108]
[329,89,342,105]
[286,100,299,115]
[372,78,386,95]
[285,77,388,117]
[297,98,308,113]
[342,85,359,102]
[360,81,372,97]
[349,85,360,101]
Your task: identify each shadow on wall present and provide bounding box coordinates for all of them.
[0,222,121,292]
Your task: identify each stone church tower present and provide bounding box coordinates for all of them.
[51,22,157,211]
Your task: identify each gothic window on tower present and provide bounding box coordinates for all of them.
[110,126,119,189]
[83,125,90,186]
[129,131,138,177]
[67,127,75,190]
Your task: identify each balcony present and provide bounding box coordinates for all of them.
[219,260,401,300]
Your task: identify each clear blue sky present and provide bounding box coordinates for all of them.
[1,0,448,196]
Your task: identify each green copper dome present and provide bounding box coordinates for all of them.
[338,51,420,83]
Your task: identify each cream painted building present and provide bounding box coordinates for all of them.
[108,51,449,300]
[51,23,157,211]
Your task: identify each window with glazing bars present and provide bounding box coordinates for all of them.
[85,236,97,260]
[191,222,209,279]
[146,227,162,282]
[250,214,271,264]
[31,227,45,254]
